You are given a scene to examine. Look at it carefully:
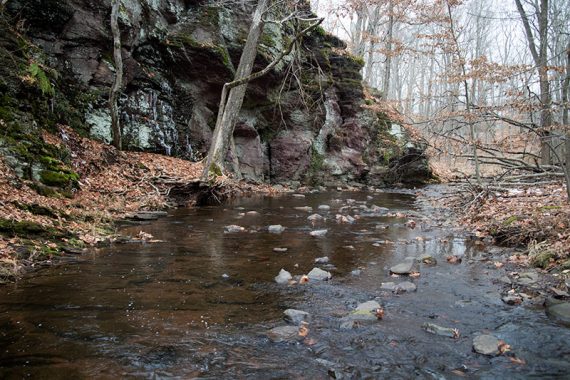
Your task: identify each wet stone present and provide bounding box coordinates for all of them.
[268,225,286,234]
[318,205,331,211]
[418,254,437,266]
[351,269,362,276]
[275,269,292,285]
[390,259,415,275]
[266,325,300,343]
[422,323,458,338]
[518,272,539,285]
[380,282,397,291]
[273,247,288,253]
[310,229,328,237]
[307,267,331,281]
[315,256,329,264]
[128,211,168,221]
[292,194,306,198]
[294,206,313,212]
[307,213,324,222]
[224,225,245,233]
[394,281,417,293]
[546,301,570,326]
[284,309,310,325]
[502,295,523,305]
[473,334,500,356]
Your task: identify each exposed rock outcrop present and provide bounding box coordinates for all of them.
[1,0,431,188]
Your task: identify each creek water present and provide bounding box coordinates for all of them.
[0,188,569,379]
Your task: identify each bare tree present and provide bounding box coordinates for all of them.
[201,0,322,181]
[109,0,123,150]
[515,0,552,165]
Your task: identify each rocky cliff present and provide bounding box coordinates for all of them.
[0,0,431,189]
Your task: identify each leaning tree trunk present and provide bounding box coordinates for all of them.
[201,0,270,180]
[109,0,123,150]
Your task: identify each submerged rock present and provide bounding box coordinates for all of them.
[421,323,459,338]
[473,334,501,356]
[380,282,397,291]
[545,301,570,326]
[394,281,417,293]
[275,269,292,285]
[266,325,300,343]
[284,309,310,325]
[307,267,331,281]
[340,301,382,329]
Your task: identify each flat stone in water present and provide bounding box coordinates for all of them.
[422,323,458,338]
[129,211,168,220]
[266,325,300,343]
[473,334,500,356]
[310,229,328,237]
[394,281,417,293]
[307,213,324,222]
[546,302,570,326]
[224,225,245,233]
[268,225,286,234]
[307,267,331,281]
[275,269,292,285]
[390,260,415,275]
[283,309,310,325]
[381,282,397,291]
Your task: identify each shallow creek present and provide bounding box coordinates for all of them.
[0,189,569,379]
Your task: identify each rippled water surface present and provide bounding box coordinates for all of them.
[0,189,569,379]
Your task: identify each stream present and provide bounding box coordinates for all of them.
[0,188,569,379]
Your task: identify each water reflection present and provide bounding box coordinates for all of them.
[0,189,568,378]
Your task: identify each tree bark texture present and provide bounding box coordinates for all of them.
[110,0,123,150]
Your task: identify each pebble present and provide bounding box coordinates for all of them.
[273,247,288,253]
[390,259,415,275]
[307,213,324,222]
[310,229,328,237]
[394,281,417,293]
[351,269,362,276]
[380,282,396,291]
[266,326,300,343]
[318,205,331,211]
[315,256,330,264]
[294,206,313,212]
[292,194,306,198]
[283,309,310,325]
[473,334,500,356]
[275,269,292,285]
[422,322,459,338]
[224,225,245,233]
[307,267,331,281]
[502,295,523,305]
[268,225,286,234]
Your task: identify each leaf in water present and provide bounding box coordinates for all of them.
[509,357,526,365]
[498,340,511,354]
[298,322,309,337]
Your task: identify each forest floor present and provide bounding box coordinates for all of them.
[442,181,570,272]
[1,126,569,283]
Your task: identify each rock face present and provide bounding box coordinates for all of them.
[1,0,431,188]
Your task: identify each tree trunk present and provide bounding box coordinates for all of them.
[515,0,552,165]
[109,0,123,150]
[201,0,270,180]
[382,0,394,99]
[563,40,570,200]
